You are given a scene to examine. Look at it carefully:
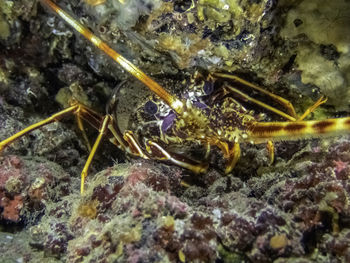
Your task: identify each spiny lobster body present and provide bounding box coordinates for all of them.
[127,77,257,148]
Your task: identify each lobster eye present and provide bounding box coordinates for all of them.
[203,81,214,95]
[144,100,158,115]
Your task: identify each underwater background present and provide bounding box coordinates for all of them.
[0,0,350,262]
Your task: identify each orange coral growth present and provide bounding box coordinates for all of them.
[0,194,23,222]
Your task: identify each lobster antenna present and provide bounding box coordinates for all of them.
[39,0,184,114]
[249,117,350,143]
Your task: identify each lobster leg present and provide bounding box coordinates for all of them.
[266,141,274,165]
[225,142,241,174]
[81,115,111,194]
[107,125,208,174]
[81,114,154,194]
[297,96,327,121]
[145,141,209,174]
[76,111,92,152]
[0,101,112,194]
[74,102,111,152]
[79,112,173,193]
[214,72,298,118]
[262,96,328,164]
[123,131,150,159]
[0,104,80,152]
[224,84,296,121]
[215,141,241,174]
[219,73,327,121]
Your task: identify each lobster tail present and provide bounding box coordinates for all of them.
[248,117,350,143]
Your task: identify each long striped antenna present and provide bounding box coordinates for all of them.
[248,117,350,143]
[39,0,184,114]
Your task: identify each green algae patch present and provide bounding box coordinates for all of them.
[0,17,10,40]
[77,200,99,219]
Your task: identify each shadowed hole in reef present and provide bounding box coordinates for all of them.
[301,211,333,253]
[275,141,307,160]
[0,216,26,233]
[339,212,350,229]
[281,54,297,73]
[173,0,193,12]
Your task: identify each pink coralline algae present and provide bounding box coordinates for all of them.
[0,155,71,223]
[0,155,23,187]
[0,156,25,222]
[333,159,349,175]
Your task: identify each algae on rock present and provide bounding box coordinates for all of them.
[281,0,350,110]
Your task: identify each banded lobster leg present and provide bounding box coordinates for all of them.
[113,128,209,176]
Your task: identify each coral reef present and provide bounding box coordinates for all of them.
[0,0,350,262]
[2,136,349,262]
